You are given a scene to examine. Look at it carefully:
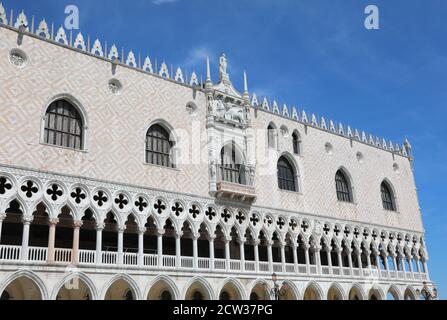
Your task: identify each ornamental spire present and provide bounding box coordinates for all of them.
[205,56,212,88]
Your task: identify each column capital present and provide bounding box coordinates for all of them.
[48,218,59,226]
[157,229,166,236]
[238,237,247,245]
[0,213,6,221]
[224,236,232,243]
[266,240,274,247]
[138,227,147,235]
[253,239,261,246]
[208,234,216,241]
[193,233,201,241]
[175,231,184,239]
[96,222,105,231]
[22,216,33,225]
[73,220,83,229]
[117,225,126,233]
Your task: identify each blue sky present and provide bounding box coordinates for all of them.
[6,0,446,298]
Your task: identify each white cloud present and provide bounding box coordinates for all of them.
[152,0,179,5]
[183,45,216,68]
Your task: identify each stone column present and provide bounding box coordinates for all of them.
[280,241,286,273]
[95,223,104,265]
[193,233,199,270]
[357,250,363,274]
[47,218,59,263]
[175,232,182,269]
[72,220,83,264]
[254,240,260,273]
[304,246,310,274]
[415,256,421,273]
[366,250,372,270]
[225,237,231,272]
[400,254,407,274]
[292,244,298,274]
[209,235,215,271]
[21,216,33,261]
[138,227,146,267]
[0,213,6,244]
[117,225,125,266]
[239,239,245,272]
[326,247,332,275]
[314,247,322,275]
[267,241,273,273]
[157,229,164,268]
[407,255,414,275]
[393,254,398,271]
[337,249,343,274]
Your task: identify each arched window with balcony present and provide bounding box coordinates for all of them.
[381,181,396,211]
[146,123,175,168]
[277,156,297,192]
[335,170,353,203]
[43,99,84,150]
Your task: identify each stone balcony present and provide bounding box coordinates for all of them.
[215,165,256,202]
[0,244,429,284]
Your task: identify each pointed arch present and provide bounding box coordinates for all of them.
[277,153,300,192]
[368,286,385,300]
[335,167,354,203]
[40,94,89,151]
[348,283,366,300]
[101,273,141,300]
[183,276,215,300]
[145,119,177,168]
[327,282,346,300]
[303,281,323,300]
[145,275,180,300]
[267,122,278,149]
[0,270,48,300]
[219,278,246,300]
[292,130,302,155]
[381,179,398,212]
[387,284,402,300]
[51,272,97,300]
[249,279,271,300]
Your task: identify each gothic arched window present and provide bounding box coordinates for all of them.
[146,124,174,168]
[277,156,297,192]
[292,131,301,155]
[381,181,396,211]
[335,170,352,203]
[44,99,83,150]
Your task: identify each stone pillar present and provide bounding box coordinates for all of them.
[47,218,59,263]
[96,223,104,265]
[304,246,310,274]
[0,213,6,244]
[400,254,407,274]
[314,247,322,275]
[357,251,363,273]
[138,227,146,267]
[117,225,125,266]
[415,257,421,273]
[209,235,215,271]
[72,220,83,264]
[292,244,298,274]
[326,248,332,275]
[21,216,33,261]
[267,241,273,273]
[280,241,286,273]
[366,250,372,270]
[225,237,231,272]
[239,239,245,272]
[193,234,199,270]
[337,249,343,274]
[175,232,182,269]
[157,229,164,268]
[407,255,414,274]
[254,240,260,273]
[393,255,398,271]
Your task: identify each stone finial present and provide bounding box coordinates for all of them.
[243,71,250,102]
[347,126,353,138]
[0,2,8,25]
[301,110,308,123]
[74,32,86,51]
[282,104,289,118]
[219,53,230,83]
[354,129,361,140]
[404,138,412,157]
[15,10,29,31]
[329,120,336,132]
[55,26,68,45]
[126,51,136,67]
[321,117,327,130]
[338,123,344,135]
[159,62,170,78]
[36,19,50,39]
[291,107,299,121]
[272,100,280,114]
[311,114,318,127]
[251,93,259,107]
[108,44,119,61]
[262,97,270,111]
[143,56,153,73]
[91,38,103,56]
[174,67,184,83]
[189,71,199,86]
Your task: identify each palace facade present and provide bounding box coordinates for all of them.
[0,5,433,300]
